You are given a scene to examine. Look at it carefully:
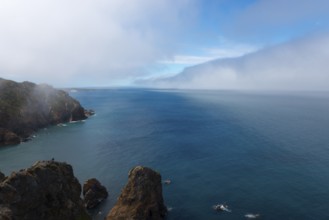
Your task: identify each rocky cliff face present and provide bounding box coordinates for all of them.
[0,171,5,182]
[0,78,92,146]
[0,160,91,220]
[107,166,167,220]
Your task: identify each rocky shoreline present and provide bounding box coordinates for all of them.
[0,78,94,146]
[0,161,167,220]
[0,78,167,219]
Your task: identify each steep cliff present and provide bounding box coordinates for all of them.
[0,160,91,220]
[0,78,92,146]
[107,166,167,220]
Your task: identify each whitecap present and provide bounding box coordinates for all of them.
[245,213,260,218]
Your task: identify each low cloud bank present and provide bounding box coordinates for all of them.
[0,0,195,87]
[140,33,329,91]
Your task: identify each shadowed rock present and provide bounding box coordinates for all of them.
[0,160,91,220]
[0,78,93,146]
[0,171,5,182]
[0,128,21,146]
[107,166,167,220]
[83,178,108,209]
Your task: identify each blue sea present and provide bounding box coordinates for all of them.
[1,89,329,219]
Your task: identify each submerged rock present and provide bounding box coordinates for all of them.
[107,166,167,220]
[0,160,91,220]
[83,178,108,209]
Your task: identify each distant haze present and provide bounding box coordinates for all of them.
[141,33,329,91]
[0,0,196,87]
[1,0,329,90]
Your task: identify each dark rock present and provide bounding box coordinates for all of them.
[0,129,21,146]
[106,166,167,220]
[83,178,108,209]
[0,171,5,182]
[0,78,93,146]
[0,160,91,220]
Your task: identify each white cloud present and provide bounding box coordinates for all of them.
[159,40,258,65]
[2,0,329,88]
[159,55,214,65]
[143,33,329,91]
[0,0,196,87]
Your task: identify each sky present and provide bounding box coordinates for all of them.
[0,0,329,90]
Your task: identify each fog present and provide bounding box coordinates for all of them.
[0,0,196,87]
[142,33,329,91]
[1,0,329,89]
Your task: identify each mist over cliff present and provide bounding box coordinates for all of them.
[0,78,90,146]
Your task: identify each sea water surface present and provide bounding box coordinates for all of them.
[1,89,329,219]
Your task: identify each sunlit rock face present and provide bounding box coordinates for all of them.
[107,166,167,220]
[0,160,91,220]
[0,78,90,146]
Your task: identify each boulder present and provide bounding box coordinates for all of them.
[0,160,91,220]
[107,166,167,220]
[83,178,108,209]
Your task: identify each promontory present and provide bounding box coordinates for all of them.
[0,78,93,146]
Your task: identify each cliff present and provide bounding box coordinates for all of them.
[0,162,167,220]
[0,78,92,146]
[0,160,91,220]
[107,166,167,220]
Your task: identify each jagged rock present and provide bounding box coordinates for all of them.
[107,166,167,220]
[0,160,91,220]
[0,78,92,146]
[83,178,108,209]
[0,171,5,182]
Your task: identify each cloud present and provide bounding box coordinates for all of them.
[2,0,329,88]
[159,41,257,65]
[141,33,329,91]
[0,0,196,87]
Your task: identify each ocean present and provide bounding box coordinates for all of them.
[1,89,329,219]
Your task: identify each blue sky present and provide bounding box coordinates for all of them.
[0,0,329,89]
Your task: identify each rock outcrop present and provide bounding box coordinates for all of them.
[0,171,5,182]
[0,128,21,146]
[0,160,91,220]
[83,178,108,209]
[107,166,167,220]
[0,78,93,146]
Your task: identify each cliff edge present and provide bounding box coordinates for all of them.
[0,160,91,220]
[0,78,92,146]
[107,166,167,220]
